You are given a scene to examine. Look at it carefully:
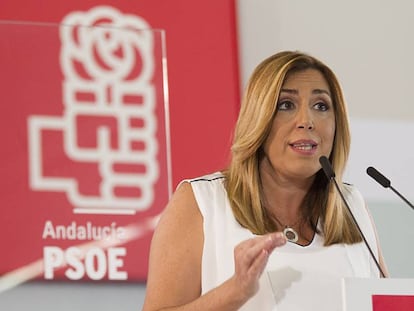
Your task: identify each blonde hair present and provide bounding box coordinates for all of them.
[223,51,361,245]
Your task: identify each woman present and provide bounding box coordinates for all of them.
[143,51,388,310]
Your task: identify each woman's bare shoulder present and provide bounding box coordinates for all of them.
[143,181,203,309]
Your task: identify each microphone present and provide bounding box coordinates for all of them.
[319,156,386,278]
[366,166,414,210]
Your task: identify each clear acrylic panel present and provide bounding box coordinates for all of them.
[0,18,171,290]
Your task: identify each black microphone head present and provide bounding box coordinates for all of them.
[366,166,391,188]
[319,156,335,179]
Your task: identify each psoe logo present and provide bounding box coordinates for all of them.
[28,6,162,215]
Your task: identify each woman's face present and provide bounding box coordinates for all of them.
[261,68,336,181]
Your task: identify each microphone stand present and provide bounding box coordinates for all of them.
[320,157,386,278]
[329,175,386,278]
[389,185,414,210]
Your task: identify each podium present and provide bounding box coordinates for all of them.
[342,278,414,310]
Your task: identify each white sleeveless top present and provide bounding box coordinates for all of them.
[186,172,380,311]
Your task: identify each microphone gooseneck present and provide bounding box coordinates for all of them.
[366,166,414,210]
[319,156,386,278]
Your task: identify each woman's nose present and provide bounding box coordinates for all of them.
[296,108,314,130]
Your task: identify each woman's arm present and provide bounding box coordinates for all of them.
[142,182,286,311]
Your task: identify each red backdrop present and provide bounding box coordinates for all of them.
[373,295,414,311]
[0,0,240,283]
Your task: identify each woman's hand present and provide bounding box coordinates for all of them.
[229,232,287,302]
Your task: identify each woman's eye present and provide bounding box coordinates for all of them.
[277,100,294,111]
[314,102,329,111]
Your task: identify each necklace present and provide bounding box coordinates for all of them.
[272,214,301,243]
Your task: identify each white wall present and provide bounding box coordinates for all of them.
[237,0,414,278]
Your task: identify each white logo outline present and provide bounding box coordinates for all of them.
[28,6,164,215]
